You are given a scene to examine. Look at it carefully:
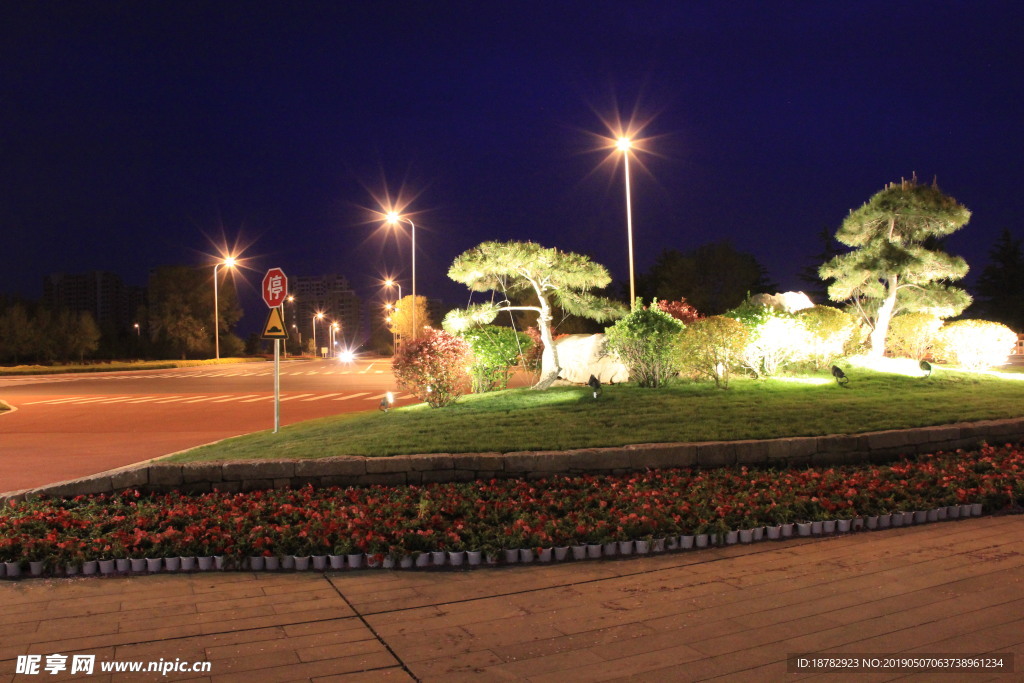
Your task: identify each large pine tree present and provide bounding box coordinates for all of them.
[975,228,1024,332]
[819,177,972,356]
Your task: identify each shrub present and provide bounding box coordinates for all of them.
[677,316,749,388]
[934,319,1017,371]
[886,312,943,361]
[462,325,533,393]
[654,298,701,324]
[392,329,471,407]
[797,305,857,369]
[726,301,809,377]
[605,300,685,388]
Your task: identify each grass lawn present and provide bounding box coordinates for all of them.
[169,361,1024,463]
[0,357,265,376]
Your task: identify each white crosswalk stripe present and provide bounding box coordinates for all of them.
[278,393,316,401]
[300,393,343,401]
[182,395,233,403]
[212,394,260,402]
[332,392,368,400]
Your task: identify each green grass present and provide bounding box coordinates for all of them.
[169,363,1024,463]
[0,357,265,376]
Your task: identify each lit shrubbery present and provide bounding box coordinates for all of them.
[727,302,810,377]
[677,316,749,388]
[605,300,685,388]
[934,319,1017,371]
[886,312,943,361]
[392,329,471,407]
[462,325,532,393]
[653,298,701,324]
[797,305,857,369]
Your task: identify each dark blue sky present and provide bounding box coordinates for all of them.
[3,1,1021,332]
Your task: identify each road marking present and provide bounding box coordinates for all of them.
[22,397,83,405]
[64,396,119,404]
[153,397,193,403]
[240,396,272,402]
[124,396,170,403]
[211,394,260,402]
[333,392,368,400]
[278,393,316,402]
[360,363,376,374]
[182,395,233,403]
[300,393,343,401]
[92,396,141,403]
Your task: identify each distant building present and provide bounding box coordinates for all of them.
[288,274,361,352]
[43,271,144,333]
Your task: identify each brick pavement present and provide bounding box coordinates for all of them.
[1,515,1021,682]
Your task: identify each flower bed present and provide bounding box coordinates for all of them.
[1,443,1021,578]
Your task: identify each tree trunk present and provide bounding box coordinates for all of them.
[532,296,561,389]
[868,276,898,357]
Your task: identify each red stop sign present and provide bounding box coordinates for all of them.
[262,268,288,307]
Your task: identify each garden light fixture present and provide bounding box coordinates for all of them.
[831,365,850,387]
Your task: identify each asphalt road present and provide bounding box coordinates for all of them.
[0,358,414,494]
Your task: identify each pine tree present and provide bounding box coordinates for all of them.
[975,228,1024,332]
[819,176,972,356]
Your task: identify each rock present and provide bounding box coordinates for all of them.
[554,334,629,384]
[749,291,815,313]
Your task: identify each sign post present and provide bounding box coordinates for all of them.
[261,268,288,433]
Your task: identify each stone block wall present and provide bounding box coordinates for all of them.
[3,417,1023,505]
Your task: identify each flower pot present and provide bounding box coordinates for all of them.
[947,505,961,519]
[263,556,279,571]
[725,531,739,545]
[666,536,680,551]
[197,556,214,571]
[766,525,782,540]
[400,555,415,569]
[249,556,265,571]
[837,519,852,533]
[164,556,182,572]
[959,504,973,517]
[30,561,45,576]
[681,535,696,549]
[293,556,311,571]
[891,512,904,527]
[519,548,535,563]
[554,546,570,561]
[797,523,812,537]
[652,538,666,553]
[329,555,345,570]
[5,561,21,578]
[115,559,130,573]
[0,563,5,578]
[618,541,634,555]
[866,516,879,530]
[312,555,328,571]
[781,523,794,538]
[415,553,431,567]
[878,513,892,529]
[752,527,764,542]
[180,556,197,572]
[99,559,116,575]
[346,554,363,569]
[586,544,601,559]
[467,551,482,566]
[215,556,227,570]
[602,542,618,557]
[935,507,947,521]
[811,521,823,536]
[538,548,553,563]
[900,512,914,526]
[82,560,99,576]
[431,551,446,566]
[695,534,709,548]
[852,517,865,531]
[64,563,79,576]
[971,503,982,517]
[738,529,753,544]
[382,556,396,569]
[927,509,939,523]
[503,548,519,564]
[281,555,296,570]
[146,557,163,572]
[485,553,499,565]
[635,540,650,554]
[449,551,466,567]
[822,520,836,534]
[366,555,380,569]
[130,558,146,572]
[572,545,587,560]
[913,511,928,525]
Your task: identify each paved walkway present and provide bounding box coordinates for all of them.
[2,515,1021,682]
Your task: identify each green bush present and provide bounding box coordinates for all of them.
[605,300,685,388]
[462,325,532,393]
[392,329,471,407]
[726,301,809,377]
[886,312,943,361]
[677,316,749,388]
[934,319,1017,371]
[797,305,857,369]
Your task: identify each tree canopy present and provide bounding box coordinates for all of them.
[975,228,1024,332]
[445,241,625,388]
[819,177,971,355]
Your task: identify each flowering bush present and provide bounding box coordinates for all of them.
[392,329,471,407]
[886,312,943,361]
[726,301,810,377]
[677,316,748,388]
[654,298,701,324]
[605,299,685,388]
[934,319,1017,371]
[4,442,1020,574]
[797,305,857,369]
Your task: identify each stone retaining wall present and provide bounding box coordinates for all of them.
[3,417,1023,505]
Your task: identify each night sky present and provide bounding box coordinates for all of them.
[3,1,1021,335]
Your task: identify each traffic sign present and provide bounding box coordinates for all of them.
[261,307,288,339]
[262,268,287,308]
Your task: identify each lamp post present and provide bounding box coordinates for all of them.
[616,136,636,309]
[312,311,324,358]
[330,322,339,358]
[213,256,236,360]
[285,295,295,357]
[385,213,417,338]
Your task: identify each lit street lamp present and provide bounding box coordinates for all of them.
[385,213,418,338]
[330,322,339,358]
[312,311,325,358]
[213,256,236,360]
[616,136,636,309]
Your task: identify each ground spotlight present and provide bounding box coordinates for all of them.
[920,360,933,378]
[379,391,393,412]
[831,365,850,387]
[588,374,602,399]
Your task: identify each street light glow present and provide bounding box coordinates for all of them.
[616,136,632,151]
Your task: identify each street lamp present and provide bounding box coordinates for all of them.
[616,136,636,309]
[330,322,339,358]
[312,311,325,358]
[213,256,236,360]
[285,295,296,357]
[133,323,140,337]
[385,213,417,338]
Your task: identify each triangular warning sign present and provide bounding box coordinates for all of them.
[261,307,288,339]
